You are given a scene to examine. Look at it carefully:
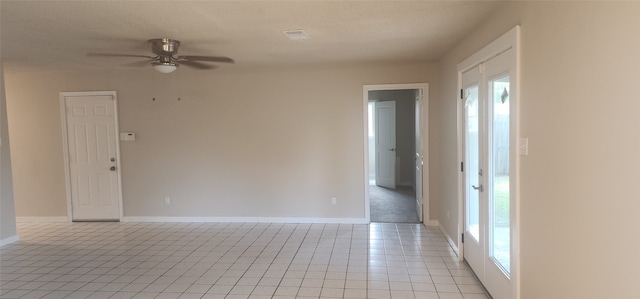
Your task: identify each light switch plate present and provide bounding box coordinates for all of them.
[519,137,529,156]
[120,132,136,141]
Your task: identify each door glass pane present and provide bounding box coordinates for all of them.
[465,86,480,242]
[491,75,510,274]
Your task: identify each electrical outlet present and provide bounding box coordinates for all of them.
[331,197,337,205]
[165,197,171,205]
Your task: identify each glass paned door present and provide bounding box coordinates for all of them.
[465,86,480,242]
[462,66,485,281]
[482,48,515,299]
[490,75,510,274]
[461,42,516,299]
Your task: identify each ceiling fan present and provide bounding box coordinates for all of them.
[88,38,234,73]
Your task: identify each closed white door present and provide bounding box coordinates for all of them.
[62,92,121,221]
[462,48,515,299]
[375,101,396,189]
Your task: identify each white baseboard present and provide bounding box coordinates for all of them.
[16,217,69,223]
[440,224,459,255]
[122,216,369,224]
[0,235,19,247]
[426,219,439,226]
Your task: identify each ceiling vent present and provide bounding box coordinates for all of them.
[283,29,309,40]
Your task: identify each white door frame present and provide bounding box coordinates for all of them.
[363,83,429,224]
[457,26,520,299]
[60,91,123,221]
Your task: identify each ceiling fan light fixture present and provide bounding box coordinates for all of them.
[152,62,178,73]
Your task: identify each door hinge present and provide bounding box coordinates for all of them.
[460,89,464,99]
[462,233,464,244]
[461,162,464,172]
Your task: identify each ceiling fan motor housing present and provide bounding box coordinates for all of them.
[149,38,180,56]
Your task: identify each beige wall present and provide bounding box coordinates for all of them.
[436,2,640,298]
[5,63,438,220]
[394,91,416,187]
[1,0,17,240]
[1,61,17,242]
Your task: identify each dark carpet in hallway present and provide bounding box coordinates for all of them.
[370,184,420,223]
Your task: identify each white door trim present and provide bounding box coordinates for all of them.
[457,26,520,299]
[60,91,123,221]
[363,83,429,224]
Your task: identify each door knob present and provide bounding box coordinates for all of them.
[472,184,483,192]
[110,166,116,171]
[389,148,396,151]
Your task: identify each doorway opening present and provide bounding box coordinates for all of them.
[363,84,428,224]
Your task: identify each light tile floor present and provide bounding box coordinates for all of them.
[0,222,489,299]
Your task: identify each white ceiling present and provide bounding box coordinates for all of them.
[0,1,503,73]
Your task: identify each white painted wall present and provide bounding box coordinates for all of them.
[5,63,438,221]
[434,2,640,298]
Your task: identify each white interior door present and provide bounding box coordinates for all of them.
[462,48,516,299]
[375,101,396,189]
[62,92,121,221]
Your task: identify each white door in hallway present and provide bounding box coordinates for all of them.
[375,101,396,189]
[61,91,121,221]
[461,41,517,299]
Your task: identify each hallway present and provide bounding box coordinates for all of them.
[370,185,420,223]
